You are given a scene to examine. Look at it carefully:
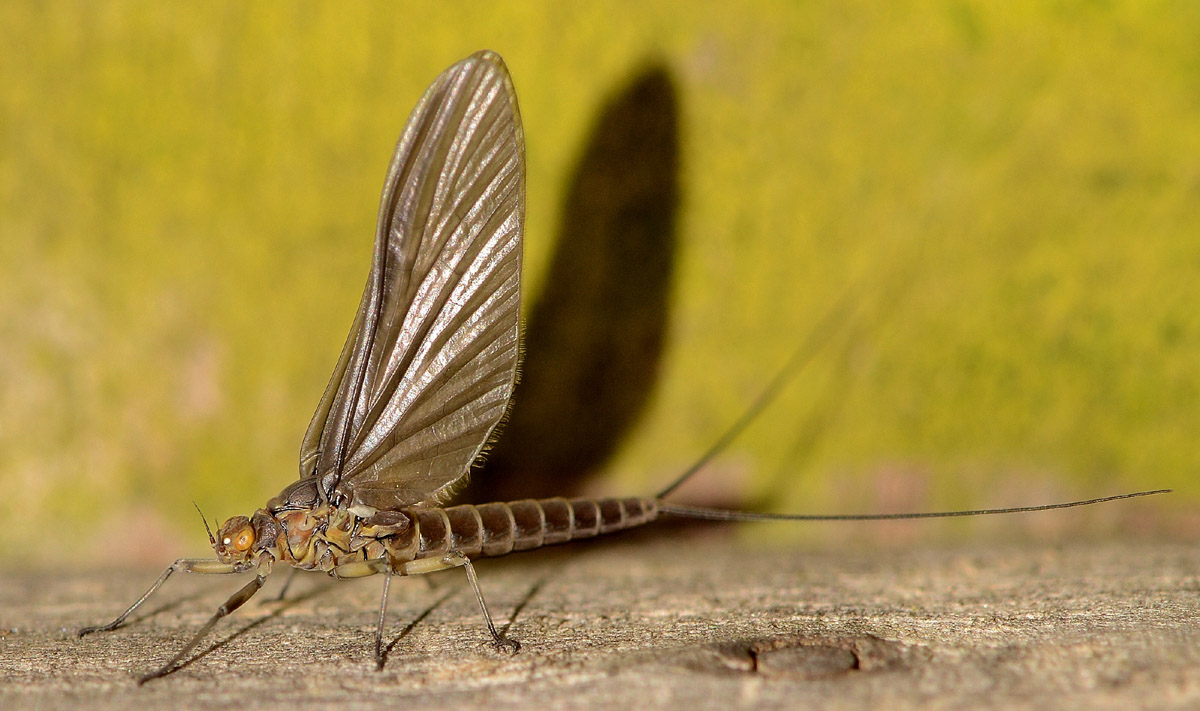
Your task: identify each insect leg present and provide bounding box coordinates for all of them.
[78,558,241,637]
[329,556,389,579]
[403,552,519,653]
[270,567,301,602]
[138,574,267,684]
[328,556,394,669]
[375,567,393,669]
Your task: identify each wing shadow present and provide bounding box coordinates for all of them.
[469,62,681,501]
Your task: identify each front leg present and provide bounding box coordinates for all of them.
[138,573,267,684]
[78,558,243,637]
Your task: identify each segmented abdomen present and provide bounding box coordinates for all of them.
[409,497,659,560]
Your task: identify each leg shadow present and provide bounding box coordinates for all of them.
[165,576,336,675]
[497,574,548,640]
[378,587,458,667]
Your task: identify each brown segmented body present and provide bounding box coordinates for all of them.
[255,487,660,574]
[409,497,659,561]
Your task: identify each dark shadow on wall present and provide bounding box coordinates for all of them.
[468,62,681,502]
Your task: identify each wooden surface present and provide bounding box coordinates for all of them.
[2,535,1198,710]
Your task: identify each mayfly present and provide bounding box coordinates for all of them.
[78,51,1168,683]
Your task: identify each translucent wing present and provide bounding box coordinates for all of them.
[300,51,524,511]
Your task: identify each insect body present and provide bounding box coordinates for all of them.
[78,50,1167,684]
[213,488,657,583]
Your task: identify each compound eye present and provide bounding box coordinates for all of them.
[232,527,255,552]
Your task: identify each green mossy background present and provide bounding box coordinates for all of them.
[1,2,1196,565]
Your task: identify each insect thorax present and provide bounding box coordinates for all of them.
[261,479,418,573]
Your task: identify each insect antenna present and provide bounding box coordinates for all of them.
[193,501,216,546]
[655,289,857,499]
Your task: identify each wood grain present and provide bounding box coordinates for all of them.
[2,536,1197,710]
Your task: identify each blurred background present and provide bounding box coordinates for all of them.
[1,2,1196,567]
